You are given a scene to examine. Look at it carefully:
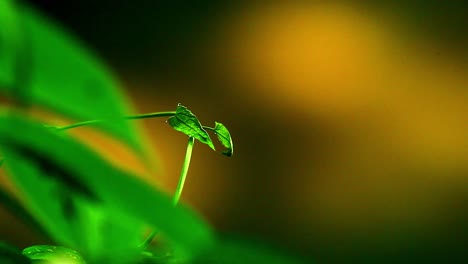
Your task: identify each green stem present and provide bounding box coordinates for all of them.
[172,136,195,205]
[54,111,176,131]
[54,119,102,130]
[124,111,176,120]
[139,136,195,249]
[202,126,215,132]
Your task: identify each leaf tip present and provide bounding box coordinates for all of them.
[209,142,216,151]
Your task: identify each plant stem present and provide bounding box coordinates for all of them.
[202,126,215,132]
[139,136,195,249]
[124,111,176,120]
[54,119,103,130]
[172,136,195,206]
[55,111,176,130]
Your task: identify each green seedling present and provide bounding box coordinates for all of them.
[51,103,233,157]
[47,103,233,249]
[0,3,307,262]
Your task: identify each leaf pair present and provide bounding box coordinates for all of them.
[167,104,233,157]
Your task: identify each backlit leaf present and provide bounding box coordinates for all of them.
[213,122,233,157]
[167,104,215,150]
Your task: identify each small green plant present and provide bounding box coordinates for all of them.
[48,103,234,251]
[0,1,305,263]
[0,104,237,264]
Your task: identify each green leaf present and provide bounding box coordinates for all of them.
[0,187,46,239]
[0,3,147,156]
[69,197,144,263]
[192,238,307,264]
[2,149,81,247]
[22,245,86,264]
[213,122,233,157]
[2,130,145,263]
[0,0,20,91]
[167,104,215,150]
[0,242,32,264]
[0,113,215,259]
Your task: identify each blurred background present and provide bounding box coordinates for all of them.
[1,0,467,263]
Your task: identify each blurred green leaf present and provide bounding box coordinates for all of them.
[0,2,146,156]
[0,187,46,239]
[192,238,306,264]
[0,0,20,91]
[69,197,144,263]
[213,122,233,157]
[0,113,215,259]
[167,104,215,150]
[0,166,145,263]
[0,242,32,264]
[2,149,82,247]
[22,245,86,264]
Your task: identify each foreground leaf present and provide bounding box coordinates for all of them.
[0,0,20,91]
[0,3,146,156]
[0,113,215,259]
[192,238,306,264]
[167,104,215,150]
[2,149,81,247]
[213,122,233,157]
[1,135,145,262]
[69,197,144,263]
[0,242,31,264]
[0,187,46,239]
[22,245,85,264]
